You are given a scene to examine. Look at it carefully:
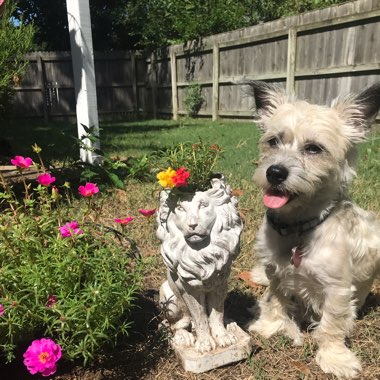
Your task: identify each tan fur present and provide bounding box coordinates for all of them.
[245,81,380,379]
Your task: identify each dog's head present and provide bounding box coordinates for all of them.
[246,81,380,216]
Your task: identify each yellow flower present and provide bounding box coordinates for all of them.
[157,167,176,188]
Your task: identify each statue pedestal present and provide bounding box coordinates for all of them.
[172,323,253,373]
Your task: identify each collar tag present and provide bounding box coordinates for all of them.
[291,246,303,268]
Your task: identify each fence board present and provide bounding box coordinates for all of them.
[10,0,380,121]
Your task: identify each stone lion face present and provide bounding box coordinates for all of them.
[170,192,217,244]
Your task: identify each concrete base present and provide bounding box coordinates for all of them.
[172,323,253,373]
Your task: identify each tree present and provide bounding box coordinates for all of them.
[14,0,348,51]
[14,0,133,51]
[0,0,35,116]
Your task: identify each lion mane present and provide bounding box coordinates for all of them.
[156,177,243,288]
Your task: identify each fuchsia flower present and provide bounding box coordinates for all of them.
[37,173,56,186]
[46,295,57,308]
[114,217,134,225]
[172,166,190,187]
[0,304,4,316]
[59,221,83,238]
[139,208,156,217]
[78,182,99,197]
[11,155,33,169]
[23,338,62,377]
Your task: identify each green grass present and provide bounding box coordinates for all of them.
[2,118,379,211]
[100,118,261,185]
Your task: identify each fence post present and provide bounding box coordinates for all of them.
[212,43,220,121]
[150,52,158,119]
[286,27,297,97]
[170,48,178,121]
[36,54,48,123]
[131,52,138,115]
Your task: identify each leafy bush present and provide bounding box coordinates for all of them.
[0,148,143,366]
[0,1,35,116]
[184,83,204,118]
[157,140,223,191]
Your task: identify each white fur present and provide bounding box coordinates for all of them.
[246,81,380,379]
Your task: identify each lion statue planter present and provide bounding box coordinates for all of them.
[157,175,249,371]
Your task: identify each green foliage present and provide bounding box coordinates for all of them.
[0,150,143,365]
[0,1,35,116]
[159,140,223,191]
[184,83,204,118]
[14,0,347,51]
[67,125,127,189]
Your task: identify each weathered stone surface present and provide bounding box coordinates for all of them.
[172,323,253,373]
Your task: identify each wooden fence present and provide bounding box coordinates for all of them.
[11,51,152,120]
[10,0,380,121]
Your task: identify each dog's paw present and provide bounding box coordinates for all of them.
[245,316,280,338]
[316,344,361,379]
[250,265,270,286]
[172,329,195,347]
[195,335,217,353]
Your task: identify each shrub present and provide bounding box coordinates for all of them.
[0,1,35,116]
[0,148,143,366]
[184,83,204,118]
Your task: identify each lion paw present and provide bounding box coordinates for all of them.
[172,329,195,347]
[195,335,217,353]
[213,330,238,348]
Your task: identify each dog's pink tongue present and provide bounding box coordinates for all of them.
[263,190,290,209]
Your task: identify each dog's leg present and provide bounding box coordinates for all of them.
[250,264,270,286]
[313,285,361,379]
[207,285,238,348]
[246,287,304,346]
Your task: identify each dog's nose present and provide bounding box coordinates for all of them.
[266,165,288,185]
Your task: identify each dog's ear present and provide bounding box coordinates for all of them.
[242,80,286,119]
[354,82,380,125]
[334,82,380,142]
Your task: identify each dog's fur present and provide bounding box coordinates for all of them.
[245,81,380,379]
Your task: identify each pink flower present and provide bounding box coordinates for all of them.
[114,217,134,225]
[37,173,56,186]
[11,155,33,169]
[139,208,156,217]
[59,221,83,238]
[23,338,62,377]
[0,304,4,316]
[46,295,57,308]
[78,182,99,197]
[172,167,190,187]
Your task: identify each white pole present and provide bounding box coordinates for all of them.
[66,0,101,164]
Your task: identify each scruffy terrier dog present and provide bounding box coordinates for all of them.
[245,81,380,379]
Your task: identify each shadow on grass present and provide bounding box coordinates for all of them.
[101,120,182,135]
[1,120,79,163]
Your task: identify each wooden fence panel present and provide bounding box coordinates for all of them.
[10,0,380,121]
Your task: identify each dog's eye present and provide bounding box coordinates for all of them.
[304,144,323,154]
[267,137,279,148]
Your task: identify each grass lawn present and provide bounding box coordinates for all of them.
[2,118,380,380]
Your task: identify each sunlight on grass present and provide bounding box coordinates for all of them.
[101,119,261,183]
